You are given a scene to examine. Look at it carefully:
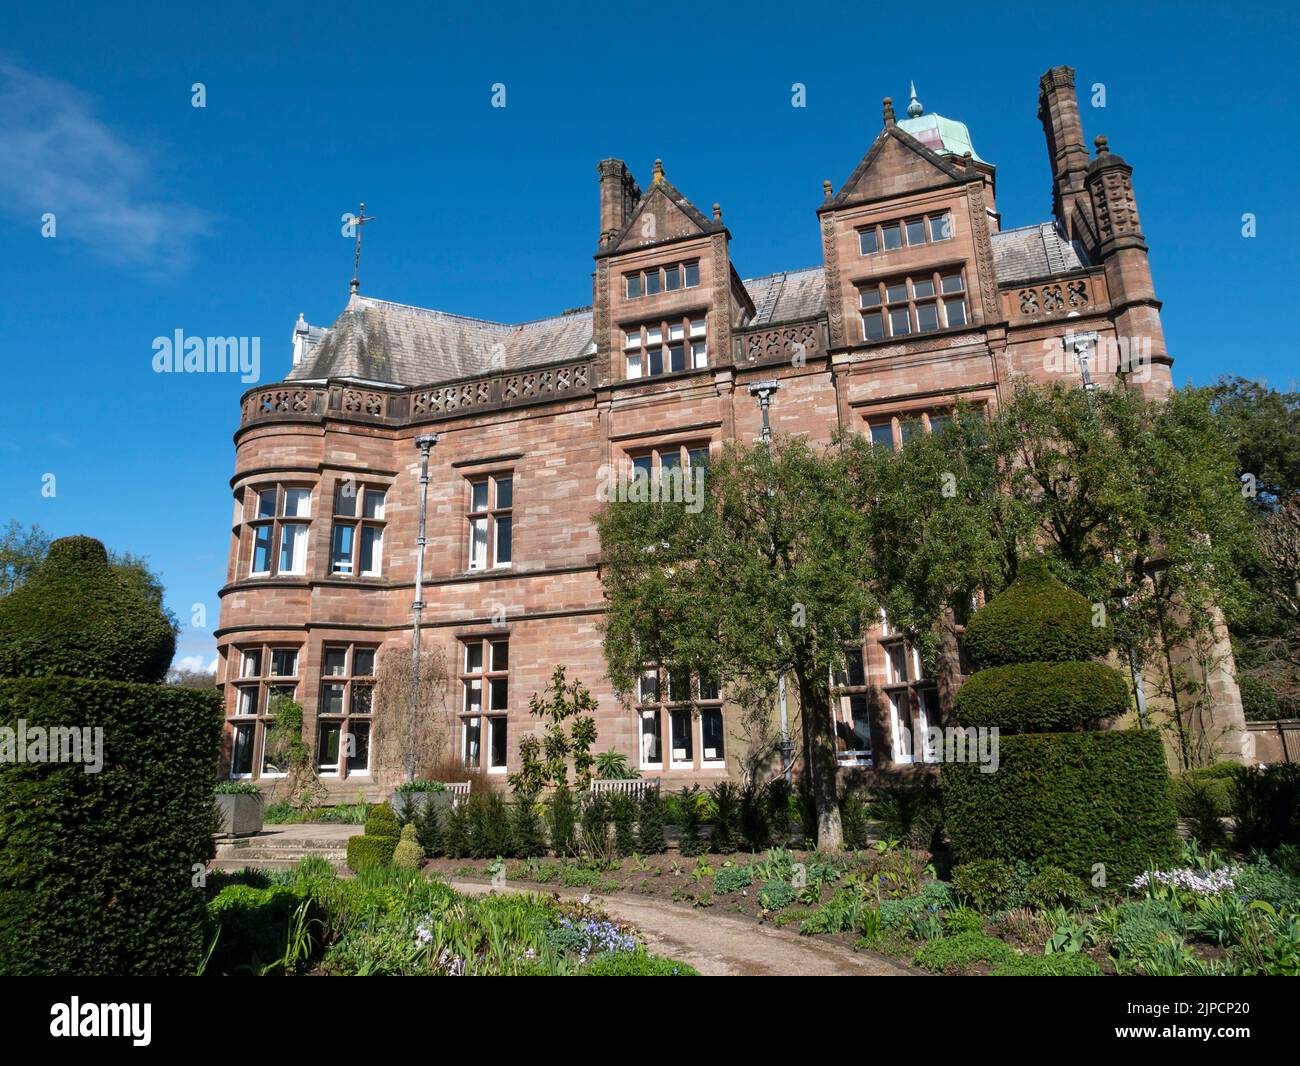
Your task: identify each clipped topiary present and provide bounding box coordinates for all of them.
[0,536,176,683]
[346,833,398,871]
[960,557,1110,669]
[392,824,425,871]
[953,660,1131,732]
[364,802,399,838]
[944,556,1177,883]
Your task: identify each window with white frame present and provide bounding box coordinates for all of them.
[634,665,723,771]
[624,316,708,379]
[626,441,710,492]
[316,643,375,777]
[859,270,967,341]
[879,629,939,765]
[832,646,872,766]
[460,637,509,772]
[857,211,952,255]
[467,473,512,570]
[245,484,313,577]
[228,643,301,778]
[330,481,387,576]
[624,259,700,299]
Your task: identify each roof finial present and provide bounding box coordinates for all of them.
[822,179,833,200]
[348,201,376,297]
[652,158,665,185]
[1094,135,1109,156]
[883,96,895,127]
[907,80,923,118]
[712,202,722,223]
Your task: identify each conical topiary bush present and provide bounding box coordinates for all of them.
[942,558,1177,884]
[0,535,176,683]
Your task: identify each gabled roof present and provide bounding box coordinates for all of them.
[286,296,594,388]
[990,223,1089,284]
[605,174,724,255]
[823,124,973,211]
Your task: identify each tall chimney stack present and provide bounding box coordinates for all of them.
[597,159,640,249]
[1038,67,1092,243]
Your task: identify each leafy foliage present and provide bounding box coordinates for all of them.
[953,660,1131,731]
[510,666,599,794]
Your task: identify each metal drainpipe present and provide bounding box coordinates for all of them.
[409,433,439,782]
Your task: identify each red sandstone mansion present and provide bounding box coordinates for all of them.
[217,67,1205,796]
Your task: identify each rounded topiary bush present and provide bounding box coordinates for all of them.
[0,536,176,683]
[365,802,399,838]
[392,823,425,871]
[944,556,1176,883]
[961,557,1110,669]
[953,660,1131,731]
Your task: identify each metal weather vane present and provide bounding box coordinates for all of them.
[349,201,376,296]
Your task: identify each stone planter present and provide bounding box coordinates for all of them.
[390,790,454,819]
[215,793,264,837]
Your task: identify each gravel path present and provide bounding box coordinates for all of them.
[449,878,915,976]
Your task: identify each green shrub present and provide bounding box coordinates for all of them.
[1240,675,1284,722]
[758,880,796,911]
[608,793,637,857]
[511,794,547,858]
[413,799,443,856]
[913,932,1016,974]
[548,785,578,856]
[1235,860,1300,909]
[347,833,398,871]
[1112,899,1184,968]
[206,884,305,975]
[393,778,448,793]
[636,787,665,854]
[0,536,176,684]
[990,951,1102,976]
[712,866,754,894]
[960,559,1110,670]
[469,791,513,858]
[877,882,956,930]
[677,786,706,857]
[867,777,944,852]
[1024,866,1090,910]
[442,798,472,858]
[364,802,399,839]
[0,676,220,976]
[953,660,1131,732]
[215,781,261,795]
[739,779,771,851]
[840,791,870,850]
[944,907,984,935]
[952,860,1015,911]
[580,951,698,976]
[1233,765,1300,851]
[709,782,740,853]
[392,824,424,871]
[944,730,1177,884]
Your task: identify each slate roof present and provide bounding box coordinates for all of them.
[742,267,826,326]
[287,296,594,387]
[991,223,1089,284]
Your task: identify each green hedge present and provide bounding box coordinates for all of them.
[953,660,1131,731]
[1240,675,1284,722]
[347,833,398,871]
[0,677,222,975]
[0,536,175,684]
[942,730,1178,885]
[961,559,1110,670]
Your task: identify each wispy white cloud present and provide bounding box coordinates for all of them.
[0,58,212,273]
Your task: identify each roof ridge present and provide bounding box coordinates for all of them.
[742,264,823,284]
[353,296,589,332]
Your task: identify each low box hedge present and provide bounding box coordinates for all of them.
[942,729,1178,885]
[953,660,1131,731]
[0,676,222,976]
[346,833,398,871]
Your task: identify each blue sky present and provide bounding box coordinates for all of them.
[1,0,1296,670]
